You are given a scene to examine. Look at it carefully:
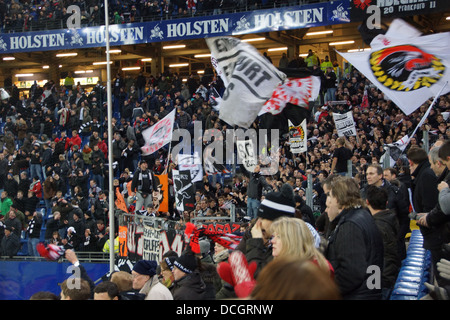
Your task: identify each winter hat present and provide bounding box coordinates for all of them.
[174,254,197,274]
[257,184,296,221]
[199,240,210,255]
[165,256,177,271]
[133,260,157,276]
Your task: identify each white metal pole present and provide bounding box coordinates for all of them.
[104,0,115,275]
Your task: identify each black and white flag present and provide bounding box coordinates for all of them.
[206,36,286,128]
[172,169,195,212]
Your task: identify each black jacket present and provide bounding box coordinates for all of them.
[411,160,439,250]
[423,168,450,251]
[373,209,400,289]
[361,179,410,222]
[0,232,21,257]
[130,168,159,195]
[325,207,384,300]
[171,271,206,300]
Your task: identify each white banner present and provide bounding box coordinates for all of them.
[338,19,450,115]
[236,139,258,173]
[206,36,286,128]
[288,119,307,154]
[142,225,161,262]
[332,111,357,137]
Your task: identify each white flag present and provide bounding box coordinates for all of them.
[141,109,175,156]
[332,111,357,137]
[236,139,258,173]
[338,19,450,115]
[288,119,307,154]
[206,37,286,128]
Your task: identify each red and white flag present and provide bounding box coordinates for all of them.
[259,76,321,116]
[338,19,450,115]
[141,109,175,156]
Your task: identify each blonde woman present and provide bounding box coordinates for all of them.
[270,216,334,276]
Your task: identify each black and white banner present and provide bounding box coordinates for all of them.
[206,36,286,128]
[177,152,203,183]
[236,139,258,173]
[172,169,195,212]
[332,111,357,137]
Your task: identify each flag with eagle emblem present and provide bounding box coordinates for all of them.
[338,18,450,115]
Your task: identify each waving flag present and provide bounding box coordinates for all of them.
[338,19,450,115]
[184,222,242,254]
[206,36,286,128]
[141,108,176,156]
[259,76,321,116]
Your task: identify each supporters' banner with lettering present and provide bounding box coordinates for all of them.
[288,119,307,154]
[236,139,258,173]
[141,109,175,155]
[206,36,287,128]
[350,0,450,22]
[333,111,357,137]
[338,19,450,116]
[172,169,195,212]
[259,76,321,116]
[0,1,350,54]
[178,153,203,183]
[142,225,161,262]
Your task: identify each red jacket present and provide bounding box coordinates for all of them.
[65,134,82,151]
[30,181,42,198]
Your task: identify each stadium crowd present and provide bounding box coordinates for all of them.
[0,45,449,301]
[0,0,303,32]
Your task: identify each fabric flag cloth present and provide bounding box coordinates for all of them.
[206,36,286,128]
[115,187,128,213]
[288,118,307,154]
[141,108,175,156]
[360,87,369,110]
[184,222,242,254]
[236,139,258,173]
[172,169,195,212]
[380,134,409,167]
[259,76,321,116]
[338,18,450,115]
[155,174,169,212]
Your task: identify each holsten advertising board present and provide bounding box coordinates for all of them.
[0,0,350,53]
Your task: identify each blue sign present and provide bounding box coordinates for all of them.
[0,1,350,54]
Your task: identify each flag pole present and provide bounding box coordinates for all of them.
[104,0,115,275]
[405,81,448,148]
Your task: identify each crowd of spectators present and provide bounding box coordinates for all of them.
[0,0,306,33]
[0,45,449,300]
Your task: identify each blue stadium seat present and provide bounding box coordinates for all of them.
[390,229,431,300]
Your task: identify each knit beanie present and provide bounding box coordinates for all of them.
[133,260,158,276]
[174,254,197,274]
[165,256,177,271]
[257,184,296,221]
